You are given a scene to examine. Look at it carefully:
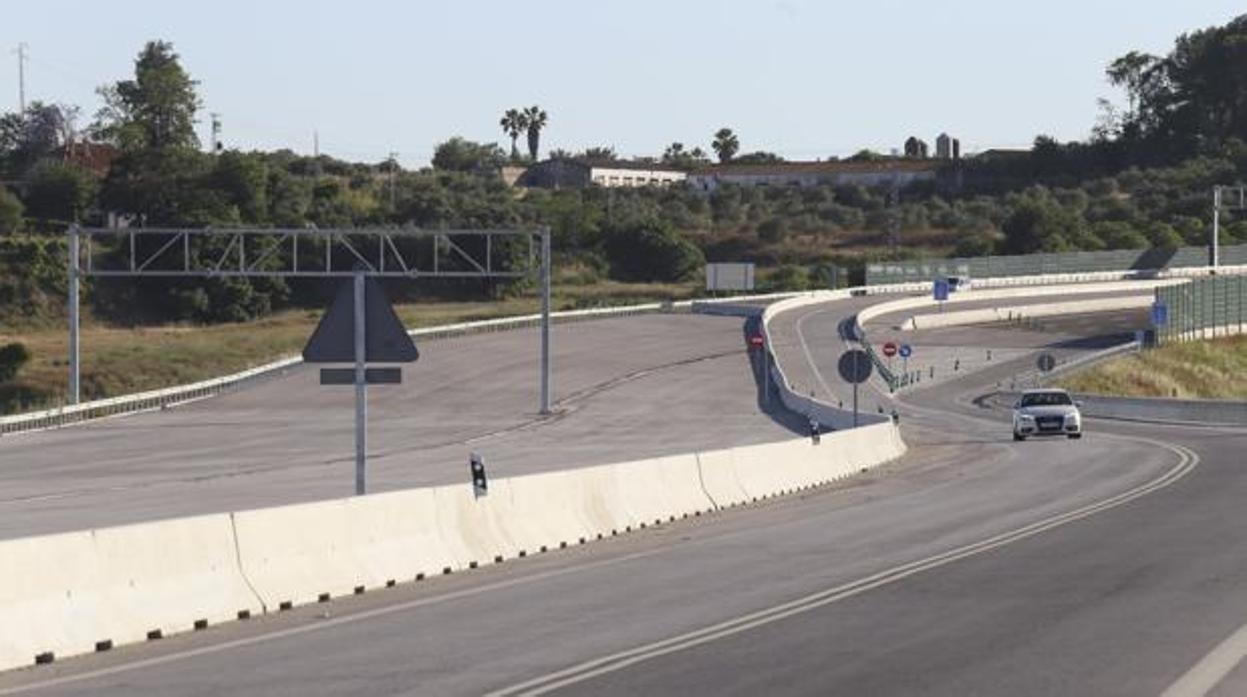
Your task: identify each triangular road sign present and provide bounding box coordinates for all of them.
[303,276,419,363]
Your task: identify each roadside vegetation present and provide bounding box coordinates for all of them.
[1058,336,1247,400]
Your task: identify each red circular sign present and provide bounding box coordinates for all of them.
[748,334,765,348]
[882,341,898,357]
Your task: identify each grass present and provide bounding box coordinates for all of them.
[0,280,699,414]
[1057,335,1247,400]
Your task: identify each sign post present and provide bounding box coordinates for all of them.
[933,277,949,313]
[304,272,420,495]
[899,343,912,378]
[353,271,367,495]
[1151,301,1169,329]
[837,349,873,428]
[882,341,898,374]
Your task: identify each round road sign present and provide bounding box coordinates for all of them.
[837,349,873,384]
[898,344,913,358]
[882,341,898,358]
[1036,353,1056,372]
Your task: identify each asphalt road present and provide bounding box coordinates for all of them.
[0,313,800,538]
[7,288,1246,696]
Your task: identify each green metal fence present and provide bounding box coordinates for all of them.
[1155,276,1247,344]
[866,244,1247,285]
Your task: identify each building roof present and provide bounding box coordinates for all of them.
[690,159,943,177]
[535,157,688,173]
[63,142,121,176]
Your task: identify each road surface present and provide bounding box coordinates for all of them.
[7,289,1246,696]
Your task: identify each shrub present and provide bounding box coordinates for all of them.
[0,342,31,383]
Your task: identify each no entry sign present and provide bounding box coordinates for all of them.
[882,341,898,358]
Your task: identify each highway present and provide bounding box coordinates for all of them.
[0,313,800,538]
[8,287,1247,696]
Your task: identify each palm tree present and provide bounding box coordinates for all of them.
[711,128,739,163]
[499,108,526,160]
[523,105,548,161]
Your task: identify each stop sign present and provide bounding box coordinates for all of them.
[882,341,898,357]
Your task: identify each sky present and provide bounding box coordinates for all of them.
[2,1,1244,167]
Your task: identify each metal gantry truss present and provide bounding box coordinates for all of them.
[70,226,538,278]
[66,226,553,412]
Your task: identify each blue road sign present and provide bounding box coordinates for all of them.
[1151,301,1169,328]
[933,278,949,302]
[898,344,913,358]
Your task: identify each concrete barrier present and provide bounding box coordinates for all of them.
[0,513,261,671]
[900,296,1153,331]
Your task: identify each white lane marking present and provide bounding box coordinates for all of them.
[487,440,1200,697]
[793,310,840,403]
[0,547,670,695]
[1161,619,1247,697]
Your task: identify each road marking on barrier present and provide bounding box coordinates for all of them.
[1162,618,1247,697]
[485,440,1199,697]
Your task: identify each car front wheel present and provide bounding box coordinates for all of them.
[1013,432,1026,442]
[1067,433,1082,440]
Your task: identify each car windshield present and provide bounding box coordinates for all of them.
[1021,392,1073,407]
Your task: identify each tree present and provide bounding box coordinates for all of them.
[22,161,99,222]
[0,342,31,383]
[734,151,784,164]
[0,102,76,175]
[499,108,525,160]
[661,142,710,169]
[0,187,22,233]
[578,146,617,161]
[94,40,201,152]
[432,137,506,173]
[211,151,269,223]
[1106,50,1160,117]
[522,105,548,161]
[711,128,739,163]
[601,217,703,282]
[1001,196,1084,253]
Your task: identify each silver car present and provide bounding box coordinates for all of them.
[1012,388,1082,441]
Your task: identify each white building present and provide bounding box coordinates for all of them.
[517,158,686,189]
[686,160,941,193]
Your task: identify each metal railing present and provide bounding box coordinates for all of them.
[866,244,1247,285]
[1156,275,1247,344]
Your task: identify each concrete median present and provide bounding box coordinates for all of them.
[0,513,261,671]
[0,421,906,673]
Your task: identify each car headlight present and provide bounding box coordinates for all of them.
[1017,414,1035,422]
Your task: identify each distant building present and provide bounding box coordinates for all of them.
[686,160,942,193]
[62,142,120,177]
[499,165,528,187]
[935,133,952,159]
[516,158,686,189]
[973,148,1029,160]
[903,136,930,159]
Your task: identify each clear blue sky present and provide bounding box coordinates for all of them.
[3,1,1243,166]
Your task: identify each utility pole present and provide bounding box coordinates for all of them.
[209,112,222,154]
[15,42,28,111]
[387,151,398,209]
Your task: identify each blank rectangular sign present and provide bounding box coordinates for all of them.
[320,367,403,385]
[706,263,756,291]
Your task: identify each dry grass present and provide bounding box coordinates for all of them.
[1058,335,1247,400]
[0,281,698,413]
